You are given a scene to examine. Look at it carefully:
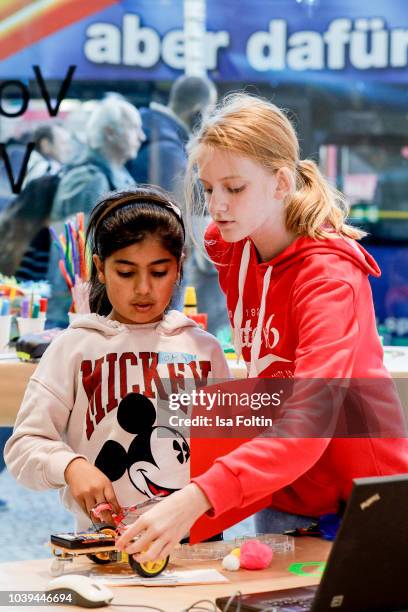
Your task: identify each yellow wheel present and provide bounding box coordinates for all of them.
[87,526,118,565]
[128,554,169,577]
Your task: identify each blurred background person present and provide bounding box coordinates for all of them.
[127,76,229,335]
[0,131,32,212]
[23,123,73,185]
[127,75,216,202]
[15,123,74,282]
[46,96,145,327]
[51,96,143,221]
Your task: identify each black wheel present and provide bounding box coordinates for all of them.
[86,524,118,565]
[128,554,169,577]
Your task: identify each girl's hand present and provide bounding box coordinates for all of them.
[116,483,212,563]
[64,457,120,524]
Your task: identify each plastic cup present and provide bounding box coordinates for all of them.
[0,315,11,349]
[17,317,45,337]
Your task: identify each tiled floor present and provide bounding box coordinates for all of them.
[1,469,72,562]
[1,468,255,563]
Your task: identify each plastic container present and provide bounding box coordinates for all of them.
[16,317,45,337]
[171,533,295,561]
[0,315,11,349]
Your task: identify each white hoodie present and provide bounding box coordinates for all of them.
[5,311,230,530]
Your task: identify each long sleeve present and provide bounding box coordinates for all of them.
[192,279,359,516]
[292,278,359,378]
[4,333,86,490]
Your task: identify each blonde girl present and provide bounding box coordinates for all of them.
[116,94,408,563]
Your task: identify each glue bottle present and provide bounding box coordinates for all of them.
[183,286,198,316]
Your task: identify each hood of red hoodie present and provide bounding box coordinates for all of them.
[230,232,380,377]
[254,234,381,278]
[205,222,382,377]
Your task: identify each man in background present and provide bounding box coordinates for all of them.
[24,123,73,184]
[51,96,143,221]
[127,77,229,335]
[127,75,215,202]
[16,123,73,282]
[47,96,145,327]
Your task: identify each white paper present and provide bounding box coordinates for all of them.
[92,568,229,587]
[0,352,19,361]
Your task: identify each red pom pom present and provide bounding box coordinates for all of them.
[239,539,273,570]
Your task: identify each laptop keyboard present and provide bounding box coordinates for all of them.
[260,596,313,610]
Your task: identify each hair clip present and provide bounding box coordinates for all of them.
[165,200,182,219]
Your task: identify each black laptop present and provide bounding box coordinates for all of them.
[216,474,408,612]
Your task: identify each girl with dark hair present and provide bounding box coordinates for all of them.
[86,186,186,321]
[5,186,229,532]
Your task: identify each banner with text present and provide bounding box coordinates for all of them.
[2,1,408,82]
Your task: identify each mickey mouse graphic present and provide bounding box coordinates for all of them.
[95,393,190,498]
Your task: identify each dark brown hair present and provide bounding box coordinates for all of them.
[86,186,185,315]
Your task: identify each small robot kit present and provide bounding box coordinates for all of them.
[49,496,169,578]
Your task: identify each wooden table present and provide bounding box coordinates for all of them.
[1,348,407,426]
[0,357,35,426]
[0,538,331,611]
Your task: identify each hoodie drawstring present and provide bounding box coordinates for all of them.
[232,240,251,359]
[232,240,274,377]
[249,265,272,377]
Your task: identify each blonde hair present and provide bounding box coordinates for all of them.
[185,92,365,241]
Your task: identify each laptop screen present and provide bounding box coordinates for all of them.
[216,475,408,612]
[312,474,408,612]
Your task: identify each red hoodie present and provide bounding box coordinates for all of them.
[190,223,408,542]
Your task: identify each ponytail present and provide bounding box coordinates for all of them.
[186,93,365,243]
[285,159,366,240]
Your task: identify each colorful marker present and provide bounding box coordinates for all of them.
[1,298,10,316]
[21,298,29,318]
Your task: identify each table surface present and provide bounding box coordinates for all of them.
[0,537,331,611]
[1,347,407,426]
